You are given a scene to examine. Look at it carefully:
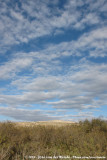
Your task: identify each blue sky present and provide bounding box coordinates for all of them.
[0,0,107,122]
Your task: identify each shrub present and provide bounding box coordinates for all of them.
[0,119,107,160]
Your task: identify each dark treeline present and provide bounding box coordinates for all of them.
[0,119,107,160]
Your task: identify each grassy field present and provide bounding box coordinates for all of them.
[15,120,76,127]
[0,119,107,160]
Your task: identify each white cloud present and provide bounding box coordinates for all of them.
[0,0,106,121]
[47,27,107,58]
[0,0,106,53]
[0,57,33,79]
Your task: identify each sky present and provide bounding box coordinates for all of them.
[0,0,107,122]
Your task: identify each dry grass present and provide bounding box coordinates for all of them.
[15,120,76,127]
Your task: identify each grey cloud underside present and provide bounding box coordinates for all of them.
[0,107,96,122]
[0,63,107,111]
[0,107,61,121]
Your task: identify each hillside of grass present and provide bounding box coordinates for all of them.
[15,120,76,127]
[0,119,107,160]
